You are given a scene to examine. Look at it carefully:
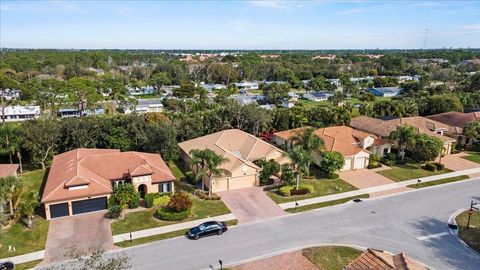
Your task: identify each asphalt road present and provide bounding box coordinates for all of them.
[122,178,480,270]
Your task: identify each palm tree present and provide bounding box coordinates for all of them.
[19,191,39,228]
[463,121,480,147]
[0,176,23,217]
[287,147,312,190]
[389,125,417,160]
[288,127,324,176]
[0,124,23,172]
[189,149,230,197]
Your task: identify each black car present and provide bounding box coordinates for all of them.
[0,261,14,270]
[187,221,228,240]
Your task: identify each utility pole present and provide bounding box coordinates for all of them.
[423,29,429,50]
[466,200,479,229]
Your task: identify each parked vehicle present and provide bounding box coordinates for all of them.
[0,261,15,270]
[187,221,228,240]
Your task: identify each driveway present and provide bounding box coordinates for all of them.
[436,153,480,171]
[339,168,411,197]
[42,211,114,265]
[233,250,318,270]
[218,187,285,223]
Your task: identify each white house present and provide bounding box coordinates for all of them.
[234,82,259,90]
[200,83,227,92]
[0,89,20,101]
[303,91,333,102]
[0,105,41,122]
[124,99,164,114]
[128,86,156,96]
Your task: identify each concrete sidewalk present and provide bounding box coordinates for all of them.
[279,167,480,209]
[112,213,236,243]
[1,250,44,265]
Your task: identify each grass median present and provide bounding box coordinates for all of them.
[407,175,469,189]
[377,163,452,182]
[456,210,480,253]
[286,194,369,213]
[303,246,362,270]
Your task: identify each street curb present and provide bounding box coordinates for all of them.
[447,209,480,257]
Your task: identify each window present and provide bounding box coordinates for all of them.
[160,182,171,193]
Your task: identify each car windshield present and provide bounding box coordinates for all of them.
[199,224,206,230]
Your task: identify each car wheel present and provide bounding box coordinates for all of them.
[217,230,223,235]
[194,234,199,240]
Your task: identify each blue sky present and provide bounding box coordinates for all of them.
[1,0,479,49]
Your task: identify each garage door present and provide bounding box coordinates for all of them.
[342,158,352,171]
[72,197,107,215]
[50,203,69,219]
[212,178,228,193]
[354,157,367,169]
[228,175,256,190]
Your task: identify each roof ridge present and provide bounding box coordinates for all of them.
[368,249,396,268]
[245,139,259,160]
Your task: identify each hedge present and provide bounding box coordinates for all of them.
[155,208,191,221]
[423,163,437,172]
[145,192,171,208]
[279,186,294,196]
[153,195,171,208]
[298,184,314,193]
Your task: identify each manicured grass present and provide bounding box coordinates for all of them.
[462,153,480,164]
[14,259,43,270]
[116,220,238,248]
[376,163,453,182]
[267,178,357,204]
[111,196,230,235]
[303,246,362,270]
[168,160,186,180]
[19,169,46,193]
[286,194,369,213]
[407,175,470,189]
[0,217,49,258]
[456,210,480,253]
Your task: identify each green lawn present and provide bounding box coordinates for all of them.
[376,163,453,182]
[462,153,480,164]
[13,259,43,270]
[19,169,46,193]
[267,178,357,204]
[286,194,369,213]
[456,210,480,253]
[0,217,49,258]
[168,160,187,180]
[303,246,362,270]
[407,175,470,189]
[134,94,161,99]
[111,196,230,235]
[116,220,238,248]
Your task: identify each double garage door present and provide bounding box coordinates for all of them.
[213,175,256,192]
[49,197,107,219]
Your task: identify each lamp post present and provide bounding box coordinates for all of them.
[219,260,223,270]
[466,200,479,230]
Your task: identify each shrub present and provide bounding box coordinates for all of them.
[327,173,339,179]
[153,195,171,208]
[298,184,314,193]
[423,163,437,172]
[167,192,192,212]
[155,207,191,221]
[194,189,220,200]
[128,193,140,209]
[370,154,381,162]
[279,185,294,196]
[290,188,309,195]
[381,152,397,166]
[367,161,382,169]
[111,184,141,209]
[185,171,196,184]
[108,205,122,219]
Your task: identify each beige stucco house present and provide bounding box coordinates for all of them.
[178,129,289,193]
[41,148,175,220]
[273,126,391,171]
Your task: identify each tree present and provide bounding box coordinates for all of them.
[65,77,102,115]
[0,76,20,124]
[287,147,312,190]
[149,72,171,95]
[258,159,280,185]
[23,120,61,170]
[110,184,140,209]
[463,121,480,147]
[288,127,324,176]
[320,151,345,178]
[145,122,179,161]
[328,91,344,106]
[261,83,289,106]
[189,149,230,197]
[389,125,417,160]
[412,134,444,163]
[0,123,23,172]
[19,191,39,228]
[0,176,23,217]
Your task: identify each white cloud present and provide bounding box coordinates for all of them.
[248,0,302,10]
[459,23,480,30]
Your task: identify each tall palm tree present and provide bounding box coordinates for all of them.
[463,121,480,147]
[389,125,417,160]
[287,147,312,190]
[0,176,23,217]
[288,127,324,176]
[189,149,230,197]
[0,123,23,172]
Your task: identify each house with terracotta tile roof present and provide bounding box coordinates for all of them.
[0,164,19,178]
[344,248,427,270]
[350,116,457,155]
[178,129,289,193]
[273,126,391,171]
[41,148,175,219]
[426,111,480,145]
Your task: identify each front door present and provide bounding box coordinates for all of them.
[138,184,147,198]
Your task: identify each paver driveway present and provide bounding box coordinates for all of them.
[339,168,411,197]
[218,187,285,223]
[42,211,114,265]
[233,250,318,270]
[436,153,480,171]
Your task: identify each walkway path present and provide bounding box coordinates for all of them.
[279,167,480,209]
